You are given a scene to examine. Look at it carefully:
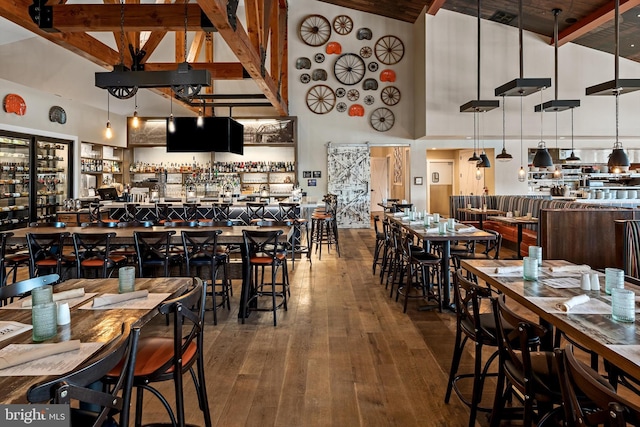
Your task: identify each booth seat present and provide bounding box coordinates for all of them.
[450,195,621,253]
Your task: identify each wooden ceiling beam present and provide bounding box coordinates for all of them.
[144,62,246,80]
[555,0,640,47]
[426,0,446,16]
[245,0,261,52]
[204,33,215,94]
[45,4,208,32]
[187,31,206,63]
[277,2,288,106]
[196,0,288,115]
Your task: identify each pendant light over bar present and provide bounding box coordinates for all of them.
[459,0,499,113]
[534,9,580,113]
[495,0,550,97]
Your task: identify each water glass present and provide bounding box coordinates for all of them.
[438,222,446,235]
[523,257,539,281]
[32,302,58,342]
[31,285,53,306]
[404,208,409,216]
[605,268,625,295]
[433,213,440,223]
[118,266,136,293]
[611,288,636,323]
[447,218,456,231]
[528,246,542,266]
[424,216,431,227]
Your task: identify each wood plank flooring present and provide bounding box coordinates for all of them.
[137,227,491,427]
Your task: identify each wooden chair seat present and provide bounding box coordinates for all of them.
[111,337,197,377]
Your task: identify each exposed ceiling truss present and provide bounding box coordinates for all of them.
[0,0,288,115]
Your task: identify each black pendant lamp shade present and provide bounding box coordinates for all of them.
[532,144,554,167]
[608,146,630,168]
[496,147,513,161]
[496,96,512,162]
[566,151,581,162]
[468,151,482,163]
[478,153,491,168]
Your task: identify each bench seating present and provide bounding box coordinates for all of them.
[450,195,624,254]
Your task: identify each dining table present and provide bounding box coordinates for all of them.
[457,207,506,230]
[0,276,193,404]
[486,215,539,258]
[387,214,496,310]
[461,259,640,381]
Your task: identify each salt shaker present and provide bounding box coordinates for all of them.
[580,273,591,291]
[589,273,601,292]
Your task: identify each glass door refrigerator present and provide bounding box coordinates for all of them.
[0,132,31,229]
[33,137,72,222]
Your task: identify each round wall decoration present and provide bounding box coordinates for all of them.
[336,102,347,112]
[364,95,375,105]
[381,86,401,106]
[306,84,336,114]
[333,53,366,85]
[333,15,353,35]
[300,73,311,84]
[3,94,26,116]
[347,89,360,101]
[360,46,372,58]
[335,88,346,98]
[299,15,331,46]
[375,35,405,65]
[49,106,67,124]
[369,107,395,132]
[368,62,379,72]
[314,53,325,63]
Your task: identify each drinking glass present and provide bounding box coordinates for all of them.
[447,218,456,231]
[611,288,636,323]
[605,268,625,295]
[31,285,53,306]
[433,213,440,223]
[118,266,136,293]
[528,246,542,266]
[424,216,431,227]
[523,257,539,281]
[438,222,446,235]
[32,302,58,342]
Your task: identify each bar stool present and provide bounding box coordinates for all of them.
[212,202,232,221]
[154,202,183,225]
[26,231,73,278]
[89,202,119,225]
[372,215,385,274]
[0,232,29,286]
[279,202,310,269]
[397,234,442,312]
[183,202,201,221]
[72,232,127,278]
[246,202,273,225]
[310,195,340,260]
[121,203,139,223]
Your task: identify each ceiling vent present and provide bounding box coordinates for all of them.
[489,10,516,25]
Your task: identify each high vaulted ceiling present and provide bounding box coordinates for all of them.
[319,0,640,63]
[0,0,289,115]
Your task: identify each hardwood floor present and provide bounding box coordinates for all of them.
[137,227,491,427]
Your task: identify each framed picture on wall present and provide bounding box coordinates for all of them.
[303,171,311,178]
[308,179,317,186]
[414,177,423,185]
[313,171,321,178]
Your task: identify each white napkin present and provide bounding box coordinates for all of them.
[409,221,423,226]
[92,290,149,308]
[495,266,523,274]
[425,228,440,234]
[549,265,591,273]
[0,340,81,370]
[456,226,476,233]
[556,294,590,312]
[393,212,404,217]
[22,288,85,308]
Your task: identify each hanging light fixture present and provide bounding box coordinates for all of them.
[476,167,483,180]
[532,90,554,167]
[196,99,204,128]
[518,96,526,182]
[477,113,491,168]
[565,108,580,162]
[586,0,636,171]
[131,92,140,128]
[468,112,482,163]
[105,92,113,139]
[167,95,176,133]
[553,113,562,177]
[496,95,513,161]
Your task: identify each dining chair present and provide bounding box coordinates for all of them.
[555,344,640,427]
[279,202,310,269]
[246,202,273,224]
[107,278,211,427]
[0,273,59,306]
[183,202,201,221]
[490,297,564,427]
[445,269,501,427]
[0,231,29,287]
[133,230,182,277]
[89,202,119,225]
[181,229,231,325]
[241,229,289,326]
[211,202,231,222]
[72,232,126,278]
[26,232,73,278]
[372,215,385,274]
[27,323,140,427]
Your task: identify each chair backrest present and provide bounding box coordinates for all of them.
[122,203,139,222]
[72,232,116,278]
[155,203,171,223]
[279,202,300,221]
[246,202,267,220]
[0,231,12,287]
[88,202,103,222]
[323,194,338,216]
[26,232,70,277]
[242,229,284,262]
[181,230,222,276]
[133,231,176,277]
[373,215,381,235]
[555,345,640,427]
[29,222,66,228]
[211,203,231,221]
[393,203,412,213]
[0,273,59,305]
[454,269,497,342]
[481,229,502,259]
[183,203,200,221]
[27,323,140,427]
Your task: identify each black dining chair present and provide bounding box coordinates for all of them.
[0,273,59,306]
[133,230,182,277]
[72,232,127,278]
[28,323,140,427]
[26,232,73,278]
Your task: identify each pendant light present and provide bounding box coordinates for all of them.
[461,0,498,166]
[565,108,580,162]
[518,96,526,182]
[131,92,140,129]
[532,90,554,167]
[496,95,513,161]
[196,100,204,128]
[105,92,113,139]
[586,0,637,171]
[477,114,491,168]
[167,95,176,133]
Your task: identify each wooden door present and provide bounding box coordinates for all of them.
[370,157,388,213]
[328,144,371,228]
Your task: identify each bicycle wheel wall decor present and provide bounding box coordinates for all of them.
[369,107,395,132]
[374,35,405,65]
[380,86,401,106]
[306,85,336,114]
[299,15,331,46]
[333,15,353,35]
[333,53,366,85]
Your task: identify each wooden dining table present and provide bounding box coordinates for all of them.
[387,214,496,309]
[0,276,193,404]
[457,207,506,229]
[486,215,539,258]
[461,259,640,380]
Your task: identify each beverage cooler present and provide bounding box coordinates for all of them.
[0,131,72,230]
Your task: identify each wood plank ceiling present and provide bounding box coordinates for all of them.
[318,0,640,63]
[0,0,289,115]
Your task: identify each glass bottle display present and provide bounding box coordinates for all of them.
[35,139,70,222]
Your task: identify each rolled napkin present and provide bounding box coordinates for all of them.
[549,265,591,273]
[456,226,476,233]
[0,340,81,370]
[409,221,423,226]
[393,212,404,217]
[425,228,440,234]
[495,266,523,274]
[92,290,149,308]
[22,288,85,308]
[556,294,590,312]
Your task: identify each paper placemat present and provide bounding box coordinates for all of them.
[476,266,523,276]
[540,278,581,289]
[527,297,612,314]
[78,292,170,310]
[0,321,32,343]
[0,342,103,376]
[1,293,98,310]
